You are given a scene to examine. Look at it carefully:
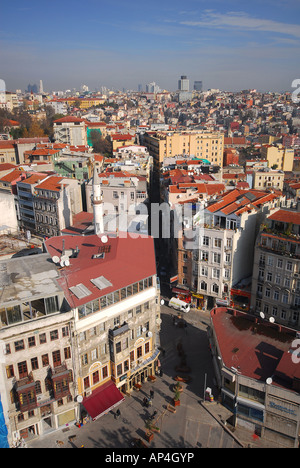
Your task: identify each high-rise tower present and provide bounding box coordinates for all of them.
[178,75,189,92]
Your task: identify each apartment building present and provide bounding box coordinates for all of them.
[209,307,300,448]
[0,231,160,445]
[33,176,83,237]
[16,173,82,236]
[251,209,300,330]
[252,168,284,191]
[143,131,224,170]
[261,144,294,172]
[178,189,283,310]
[45,234,161,417]
[85,172,148,215]
[0,254,77,445]
[53,116,87,147]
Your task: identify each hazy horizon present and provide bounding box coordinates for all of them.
[1,0,300,94]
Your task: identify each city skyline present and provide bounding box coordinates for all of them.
[1,0,300,93]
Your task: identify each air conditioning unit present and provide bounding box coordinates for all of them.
[85,390,92,397]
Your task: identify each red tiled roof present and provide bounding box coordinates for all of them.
[0,169,24,183]
[54,116,84,123]
[268,209,300,226]
[35,176,65,192]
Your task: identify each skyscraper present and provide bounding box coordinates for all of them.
[39,79,44,94]
[178,75,189,92]
[194,81,203,92]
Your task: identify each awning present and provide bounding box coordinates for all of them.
[82,380,125,421]
[172,287,190,296]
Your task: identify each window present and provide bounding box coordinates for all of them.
[28,336,36,348]
[84,377,90,389]
[6,365,14,379]
[200,281,207,291]
[201,251,209,262]
[277,259,283,269]
[42,354,49,367]
[50,330,59,341]
[273,290,279,301]
[15,340,25,352]
[266,272,272,282]
[18,361,28,379]
[145,342,150,354]
[282,293,289,304]
[102,366,108,379]
[212,268,220,279]
[82,354,88,366]
[267,256,273,267]
[117,364,122,376]
[286,261,293,271]
[31,357,39,371]
[214,238,222,248]
[137,346,142,358]
[116,342,121,354]
[265,288,271,298]
[64,347,71,360]
[62,326,69,337]
[52,350,61,368]
[202,236,209,246]
[92,370,99,385]
[213,253,221,264]
[39,333,47,344]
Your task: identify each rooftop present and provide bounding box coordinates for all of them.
[211,307,300,391]
[0,253,61,308]
[44,234,156,309]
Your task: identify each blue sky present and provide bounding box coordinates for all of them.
[1,0,300,93]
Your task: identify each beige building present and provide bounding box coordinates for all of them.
[261,144,294,172]
[143,131,224,170]
[253,169,284,191]
[53,117,87,147]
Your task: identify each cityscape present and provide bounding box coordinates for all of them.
[0,0,300,453]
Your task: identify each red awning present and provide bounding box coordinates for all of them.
[172,287,190,296]
[82,380,125,420]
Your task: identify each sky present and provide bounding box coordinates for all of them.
[1,0,300,93]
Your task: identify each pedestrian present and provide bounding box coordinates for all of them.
[115,409,121,419]
[150,390,154,399]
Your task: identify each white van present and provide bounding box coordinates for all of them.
[168,297,190,313]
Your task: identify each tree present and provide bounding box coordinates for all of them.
[27,121,45,138]
[90,130,112,156]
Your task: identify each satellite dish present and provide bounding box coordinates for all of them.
[76,395,83,403]
[52,255,60,264]
[60,260,65,267]
[147,331,152,337]
[266,377,273,385]
[269,317,275,323]
[160,299,165,305]
[64,259,70,267]
[101,235,108,243]
[142,327,147,333]
[259,312,265,319]
[61,255,68,263]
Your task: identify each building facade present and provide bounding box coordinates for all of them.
[209,307,300,448]
[251,209,300,330]
[0,254,78,446]
[144,131,224,170]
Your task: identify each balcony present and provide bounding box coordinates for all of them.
[109,322,130,338]
[15,373,38,413]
